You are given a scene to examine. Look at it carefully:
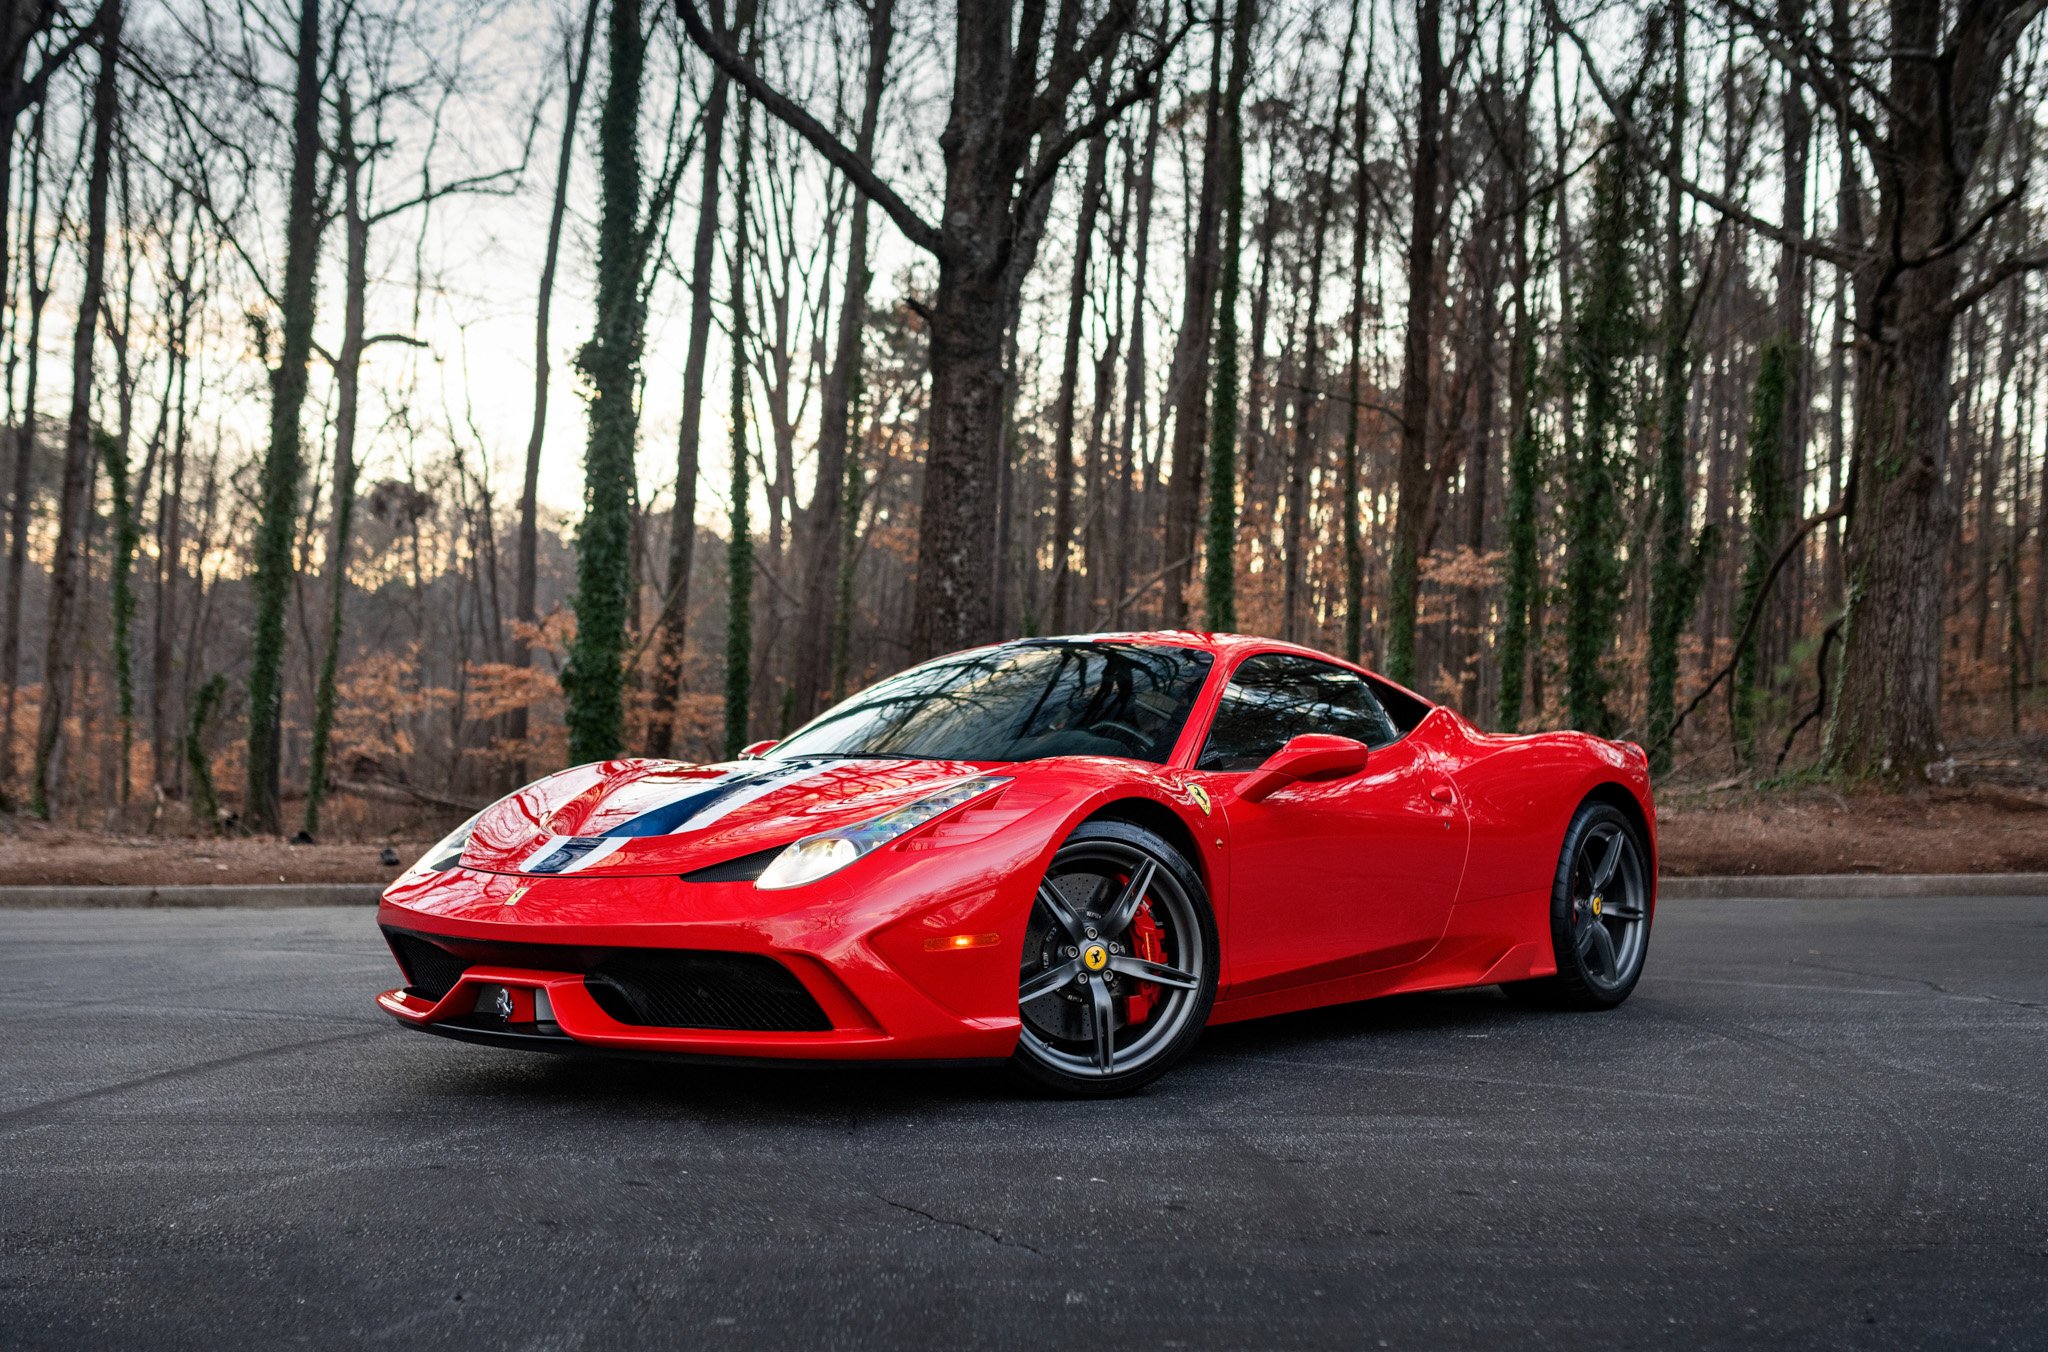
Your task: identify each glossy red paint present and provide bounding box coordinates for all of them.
[376,631,1655,1063]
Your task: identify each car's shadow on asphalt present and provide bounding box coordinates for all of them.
[399,984,1540,1119]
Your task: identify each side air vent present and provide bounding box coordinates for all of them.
[678,846,787,883]
[585,952,831,1032]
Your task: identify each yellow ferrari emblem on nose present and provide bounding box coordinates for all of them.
[504,885,529,907]
[1082,944,1109,972]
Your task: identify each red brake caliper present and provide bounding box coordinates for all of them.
[1125,901,1166,1025]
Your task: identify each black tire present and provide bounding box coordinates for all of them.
[1009,819,1218,1097]
[1505,799,1652,1010]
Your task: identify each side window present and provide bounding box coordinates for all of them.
[1365,674,1433,736]
[1197,655,1401,771]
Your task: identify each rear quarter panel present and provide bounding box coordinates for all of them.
[1409,715,1656,986]
[1433,716,1656,905]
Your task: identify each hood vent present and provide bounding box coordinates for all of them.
[678,845,787,883]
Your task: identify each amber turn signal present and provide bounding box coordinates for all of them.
[924,932,1001,952]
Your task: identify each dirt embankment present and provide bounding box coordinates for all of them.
[1655,784,2048,876]
[4,783,2047,884]
[0,827,431,886]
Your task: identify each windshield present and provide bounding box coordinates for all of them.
[769,642,1215,764]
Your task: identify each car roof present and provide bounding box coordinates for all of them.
[1011,631,1439,709]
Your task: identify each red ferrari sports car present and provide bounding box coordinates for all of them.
[377,632,1655,1094]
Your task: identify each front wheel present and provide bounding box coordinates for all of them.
[1506,800,1652,1010]
[1010,820,1218,1097]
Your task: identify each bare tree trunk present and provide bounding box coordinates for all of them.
[1158,0,1226,629]
[31,0,119,818]
[1281,0,1356,643]
[1383,0,1443,684]
[0,105,50,789]
[786,0,890,719]
[1111,96,1159,625]
[151,226,195,794]
[511,0,599,764]
[1048,107,1109,633]
[1824,0,2040,780]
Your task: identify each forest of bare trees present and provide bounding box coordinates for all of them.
[0,0,2043,835]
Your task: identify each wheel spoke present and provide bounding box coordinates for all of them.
[1099,859,1158,938]
[1020,959,1082,1004]
[1588,921,1619,976]
[1575,920,1598,957]
[1588,829,1626,892]
[1107,955,1198,990]
[1088,977,1116,1072]
[1603,903,1645,921]
[1035,882,1089,945]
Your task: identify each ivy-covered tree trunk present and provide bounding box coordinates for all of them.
[723,95,754,759]
[186,674,228,832]
[31,0,121,819]
[241,0,322,834]
[304,101,371,837]
[1733,338,1794,761]
[564,0,647,765]
[103,425,139,805]
[1384,0,1444,685]
[1560,135,1642,738]
[828,358,864,703]
[1204,0,1255,633]
[1645,0,1708,774]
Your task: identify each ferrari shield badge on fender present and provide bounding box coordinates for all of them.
[1187,784,1212,816]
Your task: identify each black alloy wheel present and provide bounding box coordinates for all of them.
[1508,799,1652,1010]
[1011,820,1217,1096]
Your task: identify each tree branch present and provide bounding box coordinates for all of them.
[1949,249,2048,316]
[1546,0,1861,269]
[1651,502,1847,755]
[673,0,944,257]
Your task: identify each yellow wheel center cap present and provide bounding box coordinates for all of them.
[1082,944,1109,972]
[1590,895,1603,917]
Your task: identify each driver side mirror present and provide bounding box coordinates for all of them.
[739,739,779,759]
[1238,734,1371,804]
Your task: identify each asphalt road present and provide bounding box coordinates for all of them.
[1,899,2043,1350]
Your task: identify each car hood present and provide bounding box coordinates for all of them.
[453,756,1014,878]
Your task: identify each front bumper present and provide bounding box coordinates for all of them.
[375,856,1033,1063]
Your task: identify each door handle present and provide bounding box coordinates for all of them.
[1429,786,1456,806]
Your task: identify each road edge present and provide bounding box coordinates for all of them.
[3,873,2048,907]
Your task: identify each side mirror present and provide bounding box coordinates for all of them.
[1238,734,1370,804]
[739,739,780,759]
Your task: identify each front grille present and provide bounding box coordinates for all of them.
[388,931,471,1001]
[586,953,831,1032]
[380,927,831,1032]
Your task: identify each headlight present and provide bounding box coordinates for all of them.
[756,775,1010,890]
[397,811,483,883]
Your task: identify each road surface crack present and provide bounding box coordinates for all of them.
[874,1194,1044,1257]
[1790,959,2047,1015]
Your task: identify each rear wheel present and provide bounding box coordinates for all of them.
[1010,820,1217,1097]
[1506,800,1651,1010]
